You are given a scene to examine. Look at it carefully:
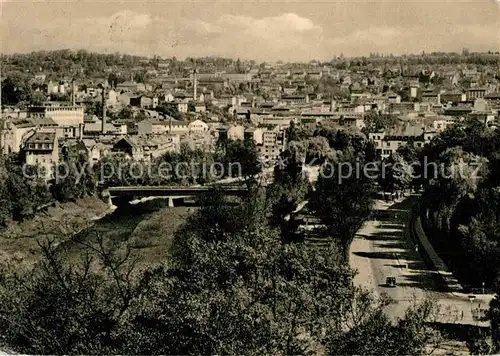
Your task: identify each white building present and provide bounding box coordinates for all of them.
[369,124,438,159]
[137,119,170,135]
[28,104,84,127]
[188,119,209,134]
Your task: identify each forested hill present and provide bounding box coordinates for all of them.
[0,50,150,79]
[1,49,499,79]
[0,50,243,79]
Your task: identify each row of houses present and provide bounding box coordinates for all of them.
[369,123,438,158]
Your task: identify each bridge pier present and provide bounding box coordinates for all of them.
[111,196,133,208]
[101,190,112,206]
[168,197,175,208]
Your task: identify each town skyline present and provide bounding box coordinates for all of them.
[2,47,499,63]
[1,0,499,62]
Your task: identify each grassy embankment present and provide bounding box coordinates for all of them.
[0,197,192,271]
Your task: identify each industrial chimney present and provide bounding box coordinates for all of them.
[78,123,84,140]
[193,69,197,102]
[71,79,76,106]
[101,89,106,134]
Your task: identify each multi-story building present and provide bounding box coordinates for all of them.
[444,106,473,117]
[130,96,154,109]
[1,119,36,154]
[389,102,420,114]
[23,132,59,175]
[188,119,209,135]
[167,121,190,136]
[111,135,180,161]
[28,103,84,130]
[244,127,264,145]
[116,81,147,92]
[275,70,290,79]
[220,73,253,83]
[307,70,323,80]
[177,102,189,113]
[259,125,286,163]
[291,70,306,80]
[369,124,438,159]
[137,119,170,135]
[484,93,500,111]
[467,88,487,101]
[421,91,440,105]
[281,94,309,106]
[1,117,62,154]
[440,91,466,104]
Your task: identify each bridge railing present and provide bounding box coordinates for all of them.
[108,185,248,192]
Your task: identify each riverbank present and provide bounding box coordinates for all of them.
[0,195,196,273]
[0,197,111,270]
[60,198,194,270]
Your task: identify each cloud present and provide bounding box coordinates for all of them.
[325,23,499,57]
[217,12,318,37]
[0,11,325,61]
[176,13,323,60]
[0,9,498,61]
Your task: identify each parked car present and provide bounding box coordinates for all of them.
[386,276,397,287]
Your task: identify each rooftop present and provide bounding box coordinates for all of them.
[25,132,56,145]
[385,123,425,137]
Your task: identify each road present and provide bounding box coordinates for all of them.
[350,195,492,326]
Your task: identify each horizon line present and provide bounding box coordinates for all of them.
[1,48,499,63]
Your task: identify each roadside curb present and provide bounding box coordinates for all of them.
[411,215,464,294]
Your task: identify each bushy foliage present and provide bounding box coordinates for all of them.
[311,154,376,261]
[0,190,442,354]
[0,155,52,225]
[309,131,377,261]
[418,121,500,287]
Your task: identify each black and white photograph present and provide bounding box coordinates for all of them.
[0,0,499,354]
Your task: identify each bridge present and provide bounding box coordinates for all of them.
[105,185,249,207]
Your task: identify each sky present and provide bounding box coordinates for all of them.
[0,0,499,62]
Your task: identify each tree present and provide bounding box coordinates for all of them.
[0,235,140,354]
[50,160,96,203]
[311,155,375,261]
[2,163,51,222]
[305,136,334,164]
[286,121,299,142]
[223,139,261,179]
[392,154,413,195]
[235,58,243,73]
[328,294,442,355]
[453,187,500,287]
[117,106,133,121]
[417,119,500,289]
[134,110,148,122]
[107,73,124,88]
[363,111,400,132]
[29,91,48,105]
[396,143,420,164]
[1,72,32,106]
[148,191,354,354]
[133,70,149,84]
[275,141,305,186]
[488,292,500,352]
[157,103,182,121]
[0,184,444,354]
[269,141,310,242]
